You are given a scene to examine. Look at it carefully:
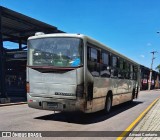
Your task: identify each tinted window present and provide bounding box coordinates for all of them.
[119,59,124,69]
[112,56,118,67]
[100,51,110,78]
[102,52,109,65]
[111,55,118,78]
[118,59,124,79]
[88,47,98,62]
[124,61,130,79]
[130,65,134,79]
[133,66,138,80]
[87,46,100,77]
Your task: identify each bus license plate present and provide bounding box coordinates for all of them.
[47,102,58,108]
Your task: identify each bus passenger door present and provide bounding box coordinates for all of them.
[86,82,93,110]
[85,45,100,110]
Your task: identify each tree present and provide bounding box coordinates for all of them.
[156,64,160,73]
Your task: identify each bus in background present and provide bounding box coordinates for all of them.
[27,33,140,113]
[140,65,160,90]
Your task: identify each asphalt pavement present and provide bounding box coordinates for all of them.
[0,90,160,140]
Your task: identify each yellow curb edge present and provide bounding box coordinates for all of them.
[117,97,160,140]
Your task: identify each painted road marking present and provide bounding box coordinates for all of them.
[117,97,160,140]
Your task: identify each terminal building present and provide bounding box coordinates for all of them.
[0,6,64,103]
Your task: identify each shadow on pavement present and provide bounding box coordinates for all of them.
[34,101,142,125]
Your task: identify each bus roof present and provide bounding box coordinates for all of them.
[28,33,139,66]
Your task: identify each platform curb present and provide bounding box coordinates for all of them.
[0,102,27,107]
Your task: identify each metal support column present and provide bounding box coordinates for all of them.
[0,7,7,98]
[148,51,157,90]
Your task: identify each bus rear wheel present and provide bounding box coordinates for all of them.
[104,95,112,114]
[129,89,135,103]
[131,89,135,101]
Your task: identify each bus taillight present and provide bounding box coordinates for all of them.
[26,82,30,93]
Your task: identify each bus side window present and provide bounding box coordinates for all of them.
[118,58,124,79]
[100,51,111,78]
[130,64,133,80]
[111,55,118,78]
[133,66,138,80]
[124,61,130,79]
[87,46,100,77]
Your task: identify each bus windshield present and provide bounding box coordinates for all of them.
[28,37,83,67]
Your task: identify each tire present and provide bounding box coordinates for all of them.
[130,89,135,103]
[104,95,112,114]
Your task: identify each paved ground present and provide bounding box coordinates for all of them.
[125,93,160,140]
[0,90,160,140]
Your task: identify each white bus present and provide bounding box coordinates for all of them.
[27,33,140,113]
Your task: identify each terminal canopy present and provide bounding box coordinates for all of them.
[0,6,64,98]
[0,6,64,45]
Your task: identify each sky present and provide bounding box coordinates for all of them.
[0,0,160,70]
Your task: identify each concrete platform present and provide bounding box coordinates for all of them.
[125,98,160,140]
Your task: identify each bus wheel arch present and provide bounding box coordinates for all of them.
[104,90,113,114]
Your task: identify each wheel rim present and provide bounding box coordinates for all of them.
[106,97,111,112]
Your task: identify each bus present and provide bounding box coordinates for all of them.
[27,33,140,113]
